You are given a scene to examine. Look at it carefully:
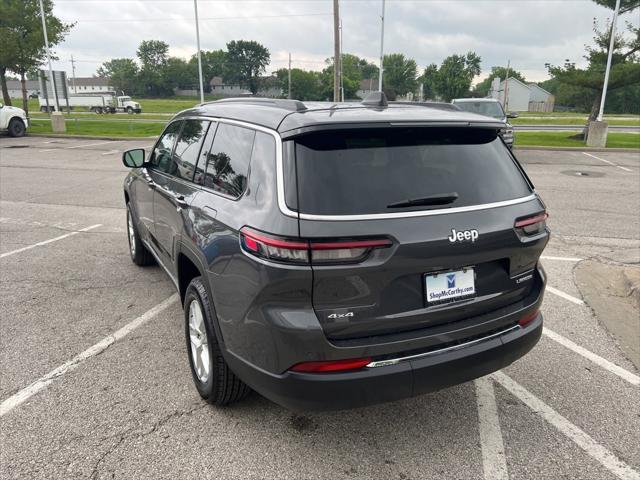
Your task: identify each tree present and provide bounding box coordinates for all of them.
[136,40,171,96]
[318,53,379,100]
[473,67,526,97]
[223,40,270,94]
[424,52,482,102]
[275,68,322,100]
[96,58,139,95]
[421,64,439,100]
[164,57,195,90]
[548,5,640,129]
[0,0,72,112]
[382,53,418,99]
[191,49,226,91]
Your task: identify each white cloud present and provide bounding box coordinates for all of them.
[47,0,637,84]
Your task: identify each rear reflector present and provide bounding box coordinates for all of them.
[289,357,372,373]
[518,309,540,327]
[240,227,392,265]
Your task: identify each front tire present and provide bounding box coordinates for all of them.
[126,203,154,266]
[184,277,250,406]
[8,118,26,137]
[126,106,133,114]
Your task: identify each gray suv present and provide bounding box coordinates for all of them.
[122,94,548,411]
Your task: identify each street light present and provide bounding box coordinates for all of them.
[193,0,205,104]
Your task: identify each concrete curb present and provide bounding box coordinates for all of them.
[28,133,159,141]
[514,145,640,153]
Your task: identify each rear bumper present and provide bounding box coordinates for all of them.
[225,313,542,411]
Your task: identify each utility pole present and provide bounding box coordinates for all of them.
[288,52,292,99]
[378,0,386,92]
[193,0,205,103]
[38,0,59,112]
[70,55,77,93]
[333,0,341,102]
[504,59,510,112]
[597,0,620,121]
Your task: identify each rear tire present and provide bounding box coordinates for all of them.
[126,203,154,266]
[8,118,25,137]
[184,277,250,406]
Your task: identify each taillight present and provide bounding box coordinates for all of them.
[290,357,372,373]
[518,309,540,327]
[515,211,548,235]
[239,227,392,265]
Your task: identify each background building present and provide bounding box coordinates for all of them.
[490,77,555,112]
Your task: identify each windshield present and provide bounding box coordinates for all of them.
[291,127,531,216]
[120,96,131,101]
[453,101,505,119]
[453,102,505,120]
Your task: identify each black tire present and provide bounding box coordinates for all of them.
[8,118,26,138]
[126,203,154,266]
[184,277,250,406]
[96,107,103,114]
[40,106,48,113]
[126,106,133,114]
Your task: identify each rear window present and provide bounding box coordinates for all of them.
[293,127,531,216]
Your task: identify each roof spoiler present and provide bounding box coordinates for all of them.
[361,91,388,107]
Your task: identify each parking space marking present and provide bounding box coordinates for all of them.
[101,150,120,156]
[541,255,583,262]
[546,285,585,305]
[65,141,117,150]
[583,152,633,172]
[492,371,640,480]
[476,377,509,480]
[0,224,102,259]
[0,294,179,418]
[543,328,640,386]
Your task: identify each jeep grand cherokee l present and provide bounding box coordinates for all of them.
[122,93,548,411]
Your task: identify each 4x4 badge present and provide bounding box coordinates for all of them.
[448,228,479,243]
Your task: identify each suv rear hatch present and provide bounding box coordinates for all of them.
[288,126,548,341]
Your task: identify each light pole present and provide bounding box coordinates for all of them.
[378,0,386,92]
[38,0,59,112]
[193,0,205,103]
[597,0,621,121]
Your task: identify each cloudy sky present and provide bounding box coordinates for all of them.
[49,0,638,83]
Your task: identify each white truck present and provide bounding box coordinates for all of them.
[38,93,142,114]
[0,103,28,137]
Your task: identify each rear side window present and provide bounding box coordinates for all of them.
[170,120,210,181]
[150,120,182,173]
[294,128,531,216]
[204,123,256,198]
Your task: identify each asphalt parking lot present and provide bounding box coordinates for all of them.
[1,136,639,480]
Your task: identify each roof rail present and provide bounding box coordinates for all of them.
[200,97,307,112]
[361,91,388,107]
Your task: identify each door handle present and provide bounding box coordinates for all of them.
[174,194,188,210]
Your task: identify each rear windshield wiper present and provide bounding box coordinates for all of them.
[387,192,459,209]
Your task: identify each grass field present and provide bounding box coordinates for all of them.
[511,116,640,126]
[29,118,164,137]
[21,96,218,115]
[515,131,640,149]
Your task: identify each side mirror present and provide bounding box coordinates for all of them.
[507,112,519,119]
[122,148,145,168]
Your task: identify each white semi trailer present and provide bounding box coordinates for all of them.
[38,93,142,114]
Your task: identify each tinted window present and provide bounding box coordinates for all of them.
[204,123,256,198]
[193,122,218,185]
[294,128,531,215]
[169,120,209,181]
[150,121,182,172]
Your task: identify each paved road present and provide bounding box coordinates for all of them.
[1,136,639,479]
[514,124,640,133]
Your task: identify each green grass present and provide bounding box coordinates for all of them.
[515,131,640,149]
[29,118,164,137]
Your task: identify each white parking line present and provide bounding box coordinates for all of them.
[0,224,102,259]
[541,255,583,262]
[65,141,116,150]
[492,371,640,480]
[0,294,179,418]
[543,328,640,386]
[476,377,509,480]
[102,150,120,156]
[583,152,633,172]
[546,285,585,305]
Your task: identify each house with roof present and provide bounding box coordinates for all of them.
[489,77,555,112]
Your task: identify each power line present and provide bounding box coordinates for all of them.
[59,12,332,23]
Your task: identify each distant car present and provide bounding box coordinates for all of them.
[0,103,28,137]
[452,98,517,148]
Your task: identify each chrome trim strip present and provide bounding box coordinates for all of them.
[365,325,520,368]
[298,194,537,222]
